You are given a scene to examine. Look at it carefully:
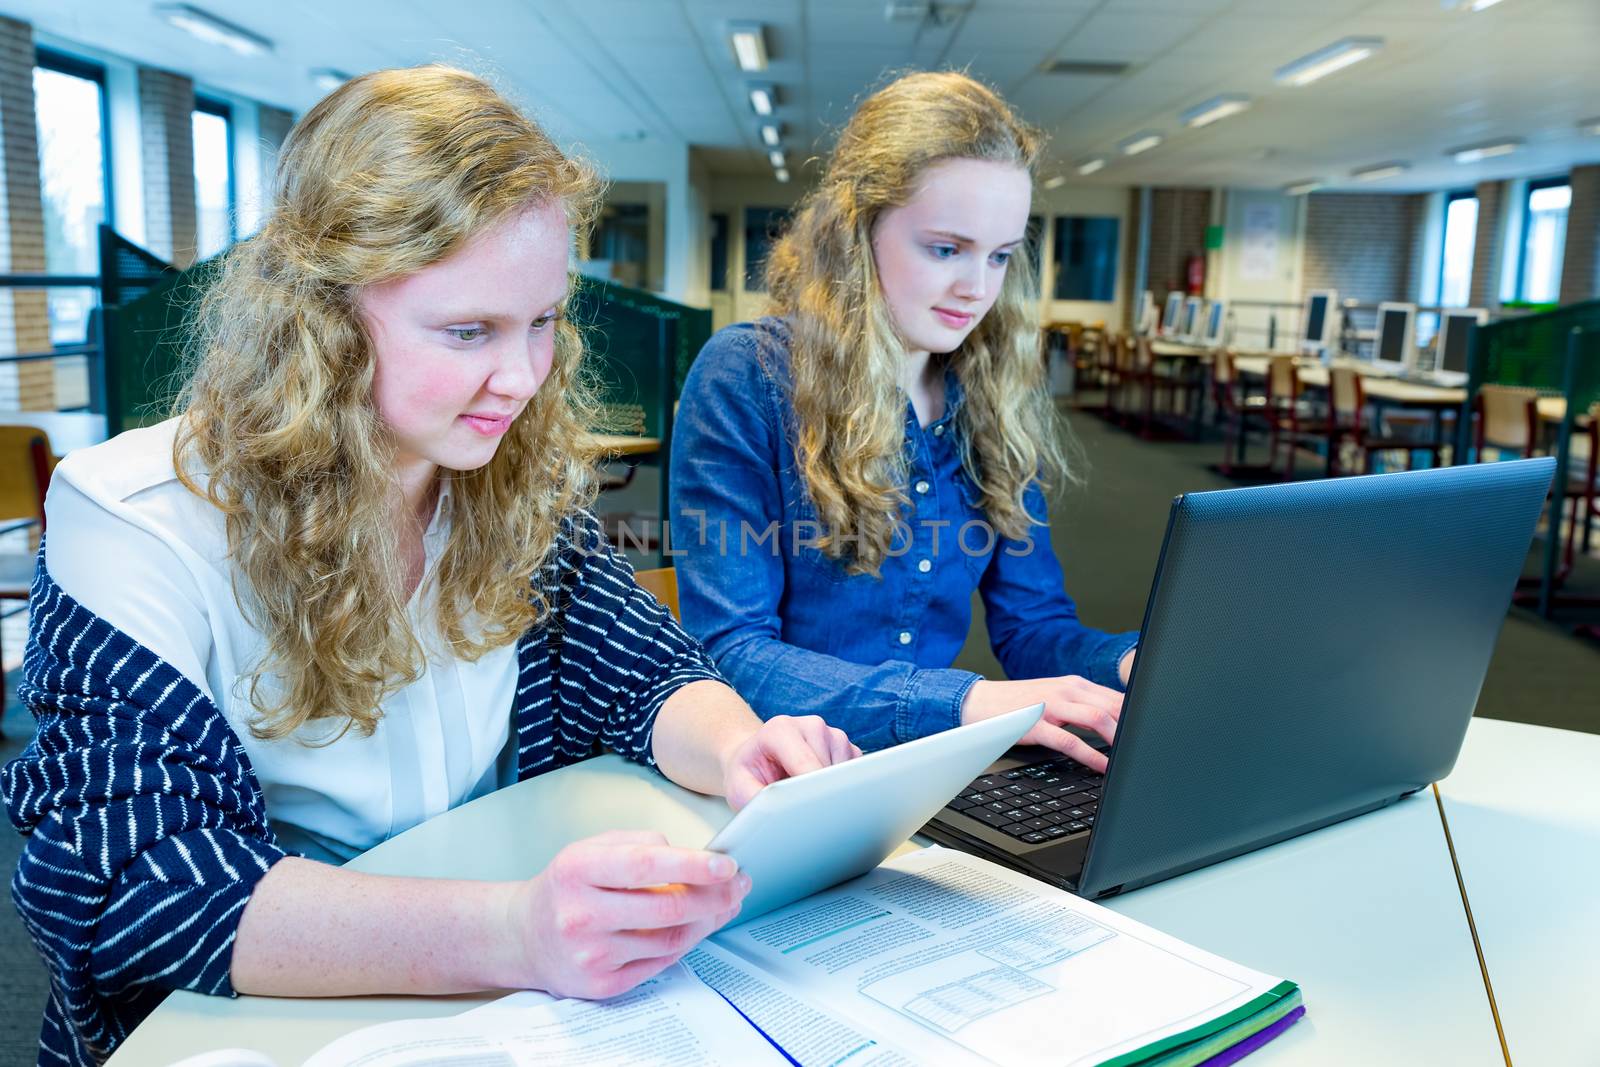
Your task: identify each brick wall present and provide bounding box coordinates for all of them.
[1144,187,1210,302]
[138,66,196,267]
[1559,163,1599,305]
[1120,188,1141,329]
[1302,192,1425,306]
[1468,179,1506,309]
[0,15,54,410]
[257,104,294,210]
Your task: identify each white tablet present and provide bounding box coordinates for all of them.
[708,703,1044,924]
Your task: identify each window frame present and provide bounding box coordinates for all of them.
[33,47,115,236]
[1513,175,1570,304]
[193,94,238,251]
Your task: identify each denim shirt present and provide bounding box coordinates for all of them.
[668,318,1139,752]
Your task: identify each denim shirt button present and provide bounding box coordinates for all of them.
[898,630,912,645]
[932,424,945,437]
[914,479,931,494]
[918,559,932,573]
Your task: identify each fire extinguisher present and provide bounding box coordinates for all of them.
[1186,253,1205,296]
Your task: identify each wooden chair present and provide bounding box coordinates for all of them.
[1101,333,1130,420]
[1327,366,1441,475]
[1473,385,1540,461]
[0,425,56,727]
[1265,356,1332,481]
[633,566,680,621]
[1211,349,1273,476]
[1470,388,1596,591]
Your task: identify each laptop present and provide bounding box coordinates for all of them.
[922,458,1555,899]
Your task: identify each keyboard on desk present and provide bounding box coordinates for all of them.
[942,757,1104,845]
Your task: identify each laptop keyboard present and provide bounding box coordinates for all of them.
[942,756,1105,845]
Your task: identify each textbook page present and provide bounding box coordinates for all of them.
[301,963,789,1067]
[705,847,1288,1067]
[683,942,943,1067]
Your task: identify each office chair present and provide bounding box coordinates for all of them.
[0,425,55,728]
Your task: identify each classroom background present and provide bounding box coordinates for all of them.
[0,0,1594,1060]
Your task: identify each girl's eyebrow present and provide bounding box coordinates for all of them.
[925,229,1025,248]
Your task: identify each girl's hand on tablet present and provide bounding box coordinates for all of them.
[719,714,861,812]
[509,830,750,1000]
[961,677,1122,772]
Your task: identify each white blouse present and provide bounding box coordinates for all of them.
[43,418,520,863]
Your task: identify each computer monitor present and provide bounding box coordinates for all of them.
[1373,302,1417,375]
[1162,291,1185,337]
[1300,289,1337,355]
[1201,299,1227,347]
[1180,296,1203,341]
[1136,290,1157,336]
[1435,307,1487,384]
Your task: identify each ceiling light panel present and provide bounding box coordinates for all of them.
[1275,37,1384,87]
[1351,161,1409,182]
[1180,94,1251,129]
[1283,180,1323,196]
[1076,158,1107,176]
[157,4,273,56]
[1118,132,1163,156]
[748,85,775,116]
[728,22,768,72]
[1448,138,1523,163]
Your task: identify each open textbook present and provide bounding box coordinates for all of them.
[275,848,1303,1067]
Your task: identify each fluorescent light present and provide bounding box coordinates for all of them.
[1448,138,1523,164]
[1180,94,1251,128]
[775,167,791,183]
[1351,161,1409,182]
[1580,117,1600,136]
[760,124,781,147]
[1283,180,1324,196]
[310,69,350,94]
[1274,37,1383,87]
[1443,0,1508,9]
[1118,132,1163,156]
[768,149,785,168]
[156,4,272,56]
[1076,157,1107,176]
[728,22,768,72]
[748,85,775,116]
[1042,175,1067,189]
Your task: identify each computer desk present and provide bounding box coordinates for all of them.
[108,721,1563,1067]
[1435,718,1600,1066]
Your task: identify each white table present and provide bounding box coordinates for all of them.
[109,745,1516,1066]
[1437,718,1600,1066]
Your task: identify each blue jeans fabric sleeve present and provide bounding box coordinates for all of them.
[670,324,982,750]
[671,319,1136,751]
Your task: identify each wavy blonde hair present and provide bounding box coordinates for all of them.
[764,71,1068,575]
[175,65,602,741]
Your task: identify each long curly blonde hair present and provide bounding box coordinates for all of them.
[764,71,1068,576]
[175,65,602,741]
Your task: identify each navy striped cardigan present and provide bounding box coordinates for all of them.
[2,516,722,1066]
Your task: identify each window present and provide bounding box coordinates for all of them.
[1438,192,1478,308]
[1052,216,1119,301]
[33,50,110,346]
[1420,190,1477,346]
[1515,178,1570,304]
[192,97,235,260]
[743,207,789,292]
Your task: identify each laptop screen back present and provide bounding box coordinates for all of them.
[1075,460,1554,898]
